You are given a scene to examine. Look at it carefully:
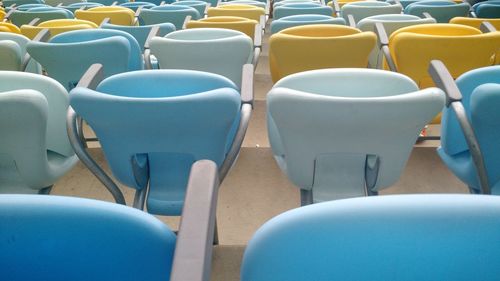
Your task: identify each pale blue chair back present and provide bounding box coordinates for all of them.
[172,0,207,16]
[150,28,253,88]
[140,5,201,29]
[404,0,470,23]
[221,0,267,9]
[182,0,217,7]
[0,72,77,193]
[90,0,127,5]
[438,65,500,194]
[0,33,42,73]
[267,68,444,201]
[10,7,73,26]
[61,2,103,12]
[357,14,436,68]
[274,0,320,8]
[273,3,333,20]
[242,194,500,281]
[473,0,500,18]
[341,1,402,24]
[120,1,157,11]
[102,22,176,51]
[0,195,176,281]
[44,0,82,7]
[70,69,241,215]
[270,14,345,34]
[27,29,142,90]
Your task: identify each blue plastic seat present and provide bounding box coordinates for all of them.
[27,29,143,90]
[472,0,500,18]
[242,194,500,281]
[431,63,500,194]
[267,68,444,203]
[10,6,74,26]
[140,5,201,29]
[120,1,157,11]
[0,32,42,73]
[0,71,77,194]
[69,66,253,215]
[102,22,176,51]
[172,0,208,16]
[270,14,345,34]
[61,2,104,13]
[273,3,334,20]
[341,1,402,24]
[404,0,470,23]
[2,0,45,8]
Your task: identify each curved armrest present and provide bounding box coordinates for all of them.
[22,28,50,71]
[3,8,16,22]
[375,23,397,72]
[347,14,356,28]
[170,160,219,281]
[144,25,161,69]
[480,21,496,33]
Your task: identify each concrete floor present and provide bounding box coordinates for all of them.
[51,22,469,281]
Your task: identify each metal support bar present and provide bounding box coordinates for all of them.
[480,21,496,33]
[182,15,192,29]
[28,17,41,26]
[133,186,148,209]
[300,189,313,206]
[240,63,254,106]
[347,14,356,27]
[3,8,16,22]
[332,0,340,17]
[259,14,265,31]
[144,25,160,69]
[100,17,110,27]
[422,12,433,19]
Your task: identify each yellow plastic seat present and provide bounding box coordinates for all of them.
[0,10,5,22]
[186,16,259,41]
[328,0,365,9]
[75,6,136,26]
[269,24,376,82]
[20,19,98,39]
[450,17,500,31]
[207,4,265,22]
[0,22,22,34]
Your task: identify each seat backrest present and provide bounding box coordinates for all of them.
[120,1,157,11]
[20,18,98,39]
[269,24,377,82]
[70,70,240,205]
[450,16,500,30]
[186,16,259,40]
[0,40,23,71]
[389,23,500,88]
[404,0,470,23]
[473,1,500,18]
[241,194,500,281]
[61,2,104,13]
[0,22,22,34]
[75,6,136,26]
[273,3,334,20]
[341,1,402,24]
[150,28,253,88]
[172,0,208,17]
[102,22,176,51]
[140,5,201,29]
[271,14,346,34]
[267,68,444,200]
[0,33,42,73]
[10,7,74,26]
[0,194,176,281]
[357,14,435,68]
[207,4,265,22]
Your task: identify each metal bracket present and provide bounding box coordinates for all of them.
[480,21,496,33]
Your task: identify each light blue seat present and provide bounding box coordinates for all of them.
[0,71,77,194]
[241,194,500,281]
[172,0,208,16]
[472,0,500,18]
[69,67,252,215]
[432,64,500,194]
[267,68,444,203]
[357,14,436,68]
[102,22,176,51]
[341,1,402,24]
[27,29,142,90]
[181,0,218,8]
[273,3,334,20]
[120,1,157,11]
[2,0,45,8]
[140,5,201,29]
[10,6,74,26]
[221,0,267,9]
[273,0,320,8]
[89,0,127,5]
[0,33,42,73]
[270,14,345,34]
[404,0,470,23]
[150,28,254,88]
[61,2,104,13]
[44,0,82,7]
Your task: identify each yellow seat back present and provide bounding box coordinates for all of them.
[450,17,500,31]
[0,10,5,22]
[75,6,135,26]
[327,0,364,9]
[207,4,265,22]
[186,16,258,40]
[20,19,98,39]
[269,24,376,82]
[0,22,22,34]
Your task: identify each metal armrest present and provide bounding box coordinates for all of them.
[428,60,491,194]
[470,11,477,18]
[135,6,143,18]
[347,14,356,27]
[204,3,211,15]
[21,28,50,71]
[144,25,160,69]
[57,3,63,7]
[182,15,192,29]
[170,160,219,281]
[254,24,262,48]
[160,1,166,5]
[100,17,110,27]
[260,15,265,31]
[28,17,41,26]
[111,1,118,5]
[76,63,104,90]
[422,12,433,19]
[240,64,254,106]
[374,22,397,72]
[332,0,340,17]
[480,21,496,33]
[3,8,15,22]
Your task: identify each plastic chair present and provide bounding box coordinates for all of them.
[357,14,435,68]
[341,1,402,25]
[27,28,142,90]
[75,6,136,26]
[67,64,253,217]
[90,0,127,5]
[269,24,377,82]
[150,28,255,88]
[0,71,77,194]
[186,16,260,45]
[472,0,500,18]
[0,32,42,73]
[267,68,444,202]
[0,22,22,34]
[44,0,83,7]
[102,22,176,50]
[2,0,45,7]
[120,1,157,11]
[0,159,218,281]
[9,7,74,26]
[450,16,500,30]
[271,14,345,34]
[172,0,208,17]
[140,5,201,30]
[241,194,500,281]
[430,61,500,195]
[404,0,470,23]
[207,4,265,27]
[20,18,98,39]
[60,2,104,13]
[273,3,334,20]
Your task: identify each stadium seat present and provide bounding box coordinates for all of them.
[341,1,402,26]
[139,5,201,29]
[404,0,470,23]
[20,18,98,39]
[0,32,42,73]
[273,2,334,20]
[75,6,136,26]
[9,6,74,26]
[270,14,345,34]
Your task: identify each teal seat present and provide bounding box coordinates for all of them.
[270,14,345,34]
[27,29,143,90]
[221,0,267,9]
[0,71,77,194]
[0,33,42,73]
[267,68,444,203]
[341,1,402,25]
[61,2,104,13]
[102,22,176,51]
[140,5,201,29]
[10,6,73,26]
[273,3,334,20]
[357,14,436,68]
[472,0,500,18]
[44,0,82,7]
[90,0,127,5]
[172,0,208,16]
[180,0,218,7]
[2,0,45,7]
[404,0,470,23]
[150,28,254,88]
[242,194,500,281]
[120,1,157,11]
[273,0,320,8]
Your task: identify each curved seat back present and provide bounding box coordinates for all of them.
[172,0,208,16]
[120,2,157,11]
[273,3,334,20]
[61,2,104,13]
[207,4,265,22]
[186,16,259,42]
[20,18,98,39]
[450,16,500,30]
[10,7,74,26]
[341,1,402,24]
[473,1,500,18]
[140,5,201,29]
[271,14,345,34]
[102,22,176,51]
[75,6,136,26]
[404,0,470,23]
[0,22,22,34]
[0,33,41,73]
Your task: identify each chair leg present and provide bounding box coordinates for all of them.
[133,187,147,210]
[300,189,313,206]
[38,185,53,195]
